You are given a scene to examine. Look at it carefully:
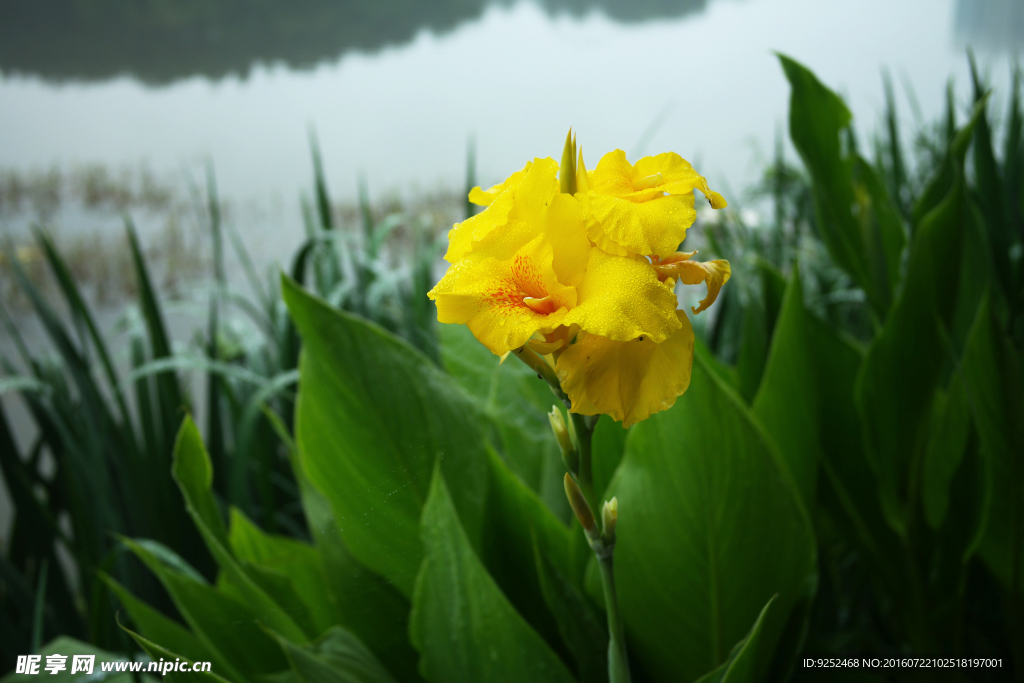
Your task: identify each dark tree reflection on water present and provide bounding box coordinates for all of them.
[0,0,711,85]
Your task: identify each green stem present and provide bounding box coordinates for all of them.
[511,344,632,682]
[599,553,632,683]
[570,411,597,513]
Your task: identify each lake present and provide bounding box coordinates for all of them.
[1,0,1019,218]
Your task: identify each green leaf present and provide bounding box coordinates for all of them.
[0,637,156,683]
[533,540,607,683]
[126,218,185,449]
[852,156,907,310]
[922,377,972,529]
[122,537,288,683]
[478,447,583,660]
[961,292,1024,590]
[591,415,627,504]
[778,55,877,313]
[968,57,1015,301]
[227,508,336,635]
[269,626,398,683]
[605,356,815,682]
[101,574,216,668]
[409,469,576,683]
[855,168,968,533]
[734,294,770,405]
[804,315,902,591]
[172,417,312,642]
[294,461,422,682]
[283,276,489,597]
[120,623,232,683]
[439,323,568,519]
[751,269,819,508]
[693,596,775,683]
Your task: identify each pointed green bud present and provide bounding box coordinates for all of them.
[576,146,590,193]
[601,497,618,545]
[564,473,596,532]
[559,128,577,195]
[549,406,579,474]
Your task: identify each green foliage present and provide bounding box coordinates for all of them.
[7,54,1024,683]
[606,356,814,681]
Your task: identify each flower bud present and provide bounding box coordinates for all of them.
[576,147,590,193]
[564,473,595,532]
[602,497,619,545]
[549,406,579,474]
[560,129,577,195]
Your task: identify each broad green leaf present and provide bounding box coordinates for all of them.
[172,417,228,547]
[734,293,770,405]
[852,155,907,309]
[922,377,972,529]
[228,508,336,635]
[269,627,398,683]
[533,540,607,683]
[804,316,902,591]
[478,447,583,658]
[440,323,568,519]
[605,356,815,682]
[101,574,217,668]
[752,270,819,508]
[733,260,786,405]
[172,417,312,642]
[968,59,1015,301]
[693,596,775,683]
[121,624,232,683]
[283,276,489,597]
[592,415,627,504]
[294,461,422,682]
[0,637,157,683]
[961,293,1024,590]
[778,55,876,313]
[409,470,576,683]
[122,538,288,683]
[695,336,737,390]
[855,158,969,533]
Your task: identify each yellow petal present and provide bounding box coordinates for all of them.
[579,191,696,257]
[632,152,712,197]
[579,149,724,257]
[466,179,591,287]
[654,259,732,314]
[563,249,681,343]
[468,161,533,207]
[446,158,560,263]
[429,234,575,355]
[556,311,695,428]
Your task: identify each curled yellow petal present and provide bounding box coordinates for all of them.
[467,161,533,207]
[563,248,681,343]
[555,311,695,428]
[653,258,732,314]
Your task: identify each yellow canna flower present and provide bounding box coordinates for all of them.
[555,311,695,428]
[577,150,726,258]
[431,132,731,429]
[431,157,684,356]
[430,233,578,355]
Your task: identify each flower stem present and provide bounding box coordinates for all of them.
[570,411,597,512]
[598,553,632,683]
[511,344,632,682]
